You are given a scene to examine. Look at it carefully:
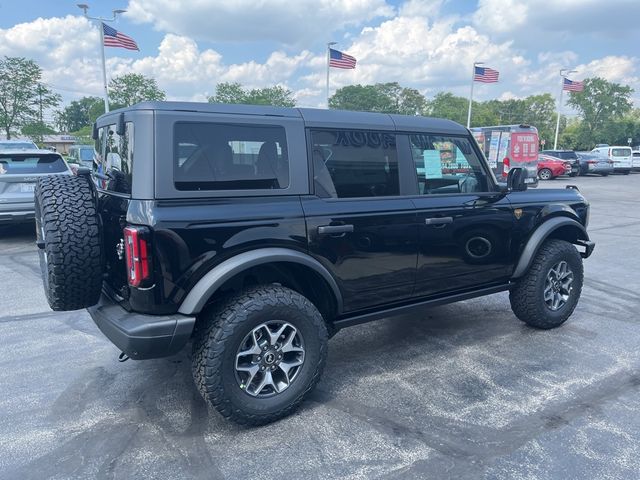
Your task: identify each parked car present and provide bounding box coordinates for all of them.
[591,146,632,174]
[35,102,594,426]
[575,152,614,176]
[540,149,580,177]
[632,151,640,171]
[67,144,96,168]
[0,149,73,224]
[537,154,571,180]
[0,139,38,150]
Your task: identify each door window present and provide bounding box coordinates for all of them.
[310,129,399,198]
[410,134,489,195]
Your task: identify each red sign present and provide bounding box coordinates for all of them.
[511,133,539,163]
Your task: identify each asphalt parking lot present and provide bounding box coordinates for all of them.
[1,173,639,480]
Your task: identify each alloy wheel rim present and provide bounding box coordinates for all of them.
[234,321,305,398]
[540,169,551,180]
[544,260,574,311]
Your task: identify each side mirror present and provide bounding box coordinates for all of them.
[76,166,92,176]
[507,167,528,192]
[92,123,98,140]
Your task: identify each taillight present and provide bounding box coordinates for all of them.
[587,160,597,164]
[123,226,152,287]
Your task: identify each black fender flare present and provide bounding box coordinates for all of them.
[177,248,343,315]
[511,217,590,279]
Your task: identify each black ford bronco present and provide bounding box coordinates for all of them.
[35,102,594,425]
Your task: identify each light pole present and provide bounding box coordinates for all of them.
[553,68,576,150]
[77,3,127,112]
[326,42,337,109]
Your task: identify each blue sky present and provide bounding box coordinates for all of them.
[1,0,639,112]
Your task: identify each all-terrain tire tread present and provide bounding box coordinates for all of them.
[35,175,102,311]
[509,239,583,329]
[191,285,328,426]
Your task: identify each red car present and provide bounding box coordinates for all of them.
[537,154,571,180]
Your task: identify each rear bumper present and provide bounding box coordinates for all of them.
[0,203,35,223]
[88,292,196,360]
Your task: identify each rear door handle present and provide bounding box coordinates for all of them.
[425,217,453,226]
[317,224,354,235]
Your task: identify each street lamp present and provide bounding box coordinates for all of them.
[77,3,127,112]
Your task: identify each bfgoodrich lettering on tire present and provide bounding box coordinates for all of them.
[35,175,103,311]
[192,285,328,426]
[509,239,583,329]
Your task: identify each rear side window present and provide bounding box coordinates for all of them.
[0,154,67,175]
[611,148,631,157]
[94,122,134,194]
[174,122,289,191]
[310,129,399,198]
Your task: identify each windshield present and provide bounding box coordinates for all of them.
[0,142,37,150]
[0,154,68,175]
[79,148,95,161]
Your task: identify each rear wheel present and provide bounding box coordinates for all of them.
[35,175,103,311]
[192,285,328,425]
[509,239,583,329]
[538,168,553,180]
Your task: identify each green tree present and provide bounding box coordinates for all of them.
[567,77,634,146]
[425,92,468,124]
[55,96,103,132]
[208,82,296,107]
[108,73,166,107]
[0,56,59,139]
[329,82,427,114]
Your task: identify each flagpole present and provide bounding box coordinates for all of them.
[553,68,576,150]
[467,62,481,128]
[98,22,110,112]
[77,4,127,114]
[326,42,336,109]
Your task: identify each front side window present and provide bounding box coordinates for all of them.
[410,134,489,195]
[174,122,289,191]
[311,129,399,198]
[94,122,134,194]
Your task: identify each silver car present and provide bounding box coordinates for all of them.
[0,149,72,224]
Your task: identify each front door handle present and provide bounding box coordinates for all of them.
[425,217,453,226]
[318,224,354,235]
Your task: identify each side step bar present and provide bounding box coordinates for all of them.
[333,283,511,330]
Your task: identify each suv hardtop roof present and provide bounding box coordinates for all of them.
[101,101,468,135]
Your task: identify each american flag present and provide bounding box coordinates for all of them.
[329,48,357,69]
[102,23,139,51]
[474,66,499,83]
[563,78,584,92]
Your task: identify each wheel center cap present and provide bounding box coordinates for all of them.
[264,352,276,364]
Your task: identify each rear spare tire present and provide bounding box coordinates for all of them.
[35,175,103,311]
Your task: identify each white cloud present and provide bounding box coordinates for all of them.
[474,0,640,38]
[125,0,395,45]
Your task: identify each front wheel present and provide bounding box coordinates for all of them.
[509,239,583,329]
[192,285,328,425]
[538,168,553,180]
